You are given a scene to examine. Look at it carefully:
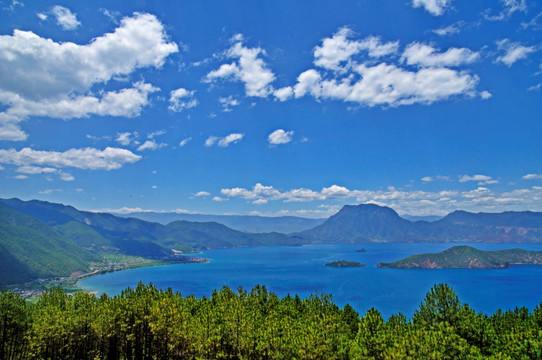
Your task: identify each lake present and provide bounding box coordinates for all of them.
[78,243,542,318]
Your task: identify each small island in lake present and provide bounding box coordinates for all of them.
[356,248,366,253]
[377,245,542,269]
[326,260,366,267]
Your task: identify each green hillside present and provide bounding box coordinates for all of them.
[378,245,542,269]
[0,203,96,285]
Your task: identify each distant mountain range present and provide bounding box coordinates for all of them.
[115,211,324,234]
[0,198,295,285]
[2,198,542,286]
[297,204,542,244]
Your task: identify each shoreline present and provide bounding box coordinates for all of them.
[5,255,209,300]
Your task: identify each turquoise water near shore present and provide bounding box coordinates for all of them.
[78,243,542,318]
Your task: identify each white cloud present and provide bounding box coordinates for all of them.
[523,174,542,180]
[411,0,452,16]
[205,136,219,147]
[421,175,451,182]
[58,171,74,181]
[219,182,542,215]
[204,35,276,97]
[38,189,63,195]
[496,39,536,67]
[51,5,81,30]
[480,91,492,99]
[37,13,47,21]
[459,174,498,185]
[4,0,23,12]
[212,196,228,202]
[402,43,479,67]
[268,129,294,145]
[194,191,211,197]
[273,87,294,101]
[13,175,27,180]
[137,140,166,151]
[0,13,178,140]
[313,27,398,71]
[16,165,58,174]
[432,23,463,36]
[286,28,480,108]
[218,133,244,147]
[486,0,527,21]
[168,88,198,112]
[179,137,192,147]
[293,64,478,107]
[219,96,240,112]
[147,130,166,139]
[116,131,139,146]
[0,147,141,170]
[205,133,244,147]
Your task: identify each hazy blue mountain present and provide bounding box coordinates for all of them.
[297,204,542,244]
[296,204,423,243]
[0,198,296,257]
[115,212,324,233]
[400,214,443,222]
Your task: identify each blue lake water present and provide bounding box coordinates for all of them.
[78,243,542,318]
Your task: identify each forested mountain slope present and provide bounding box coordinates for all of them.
[0,203,96,285]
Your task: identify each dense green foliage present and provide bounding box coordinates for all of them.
[378,245,542,269]
[1,283,542,359]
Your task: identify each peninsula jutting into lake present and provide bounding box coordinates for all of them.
[377,245,542,269]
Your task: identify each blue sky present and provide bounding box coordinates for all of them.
[0,0,541,218]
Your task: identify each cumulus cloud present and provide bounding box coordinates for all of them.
[402,43,480,67]
[411,0,453,16]
[283,28,480,108]
[51,5,81,30]
[205,133,244,147]
[220,182,542,215]
[293,64,478,107]
[0,147,141,170]
[496,39,536,67]
[268,129,294,145]
[168,88,198,112]
[313,27,399,72]
[273,87,294,102]
[204,35,276,97]
[0,13,178,140]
